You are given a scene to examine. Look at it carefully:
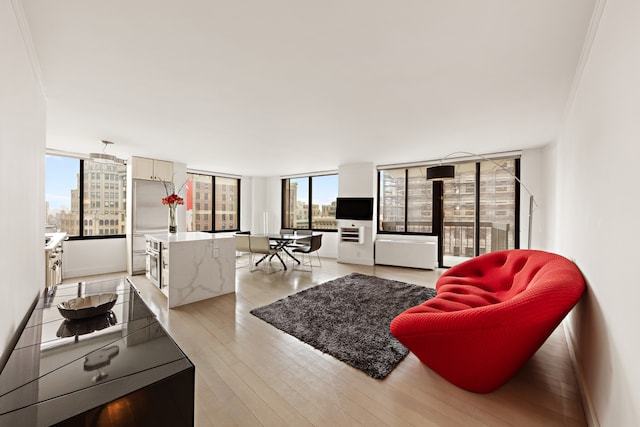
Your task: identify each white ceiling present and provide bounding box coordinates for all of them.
[21,0,595,177]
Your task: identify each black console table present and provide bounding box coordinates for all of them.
[0,277,194,426]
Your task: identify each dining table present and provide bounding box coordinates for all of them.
[254,233,320,270]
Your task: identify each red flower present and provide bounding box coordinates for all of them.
[162,193,184,205]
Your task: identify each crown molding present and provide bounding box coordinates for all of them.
[10,0,47,99]
[562,0,608,122]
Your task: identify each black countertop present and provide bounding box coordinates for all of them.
[0,277,194,426]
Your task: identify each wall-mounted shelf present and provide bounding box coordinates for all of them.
[339,226,365,244]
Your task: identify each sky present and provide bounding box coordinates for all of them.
[292,174,338,207]
[45,156,78,210]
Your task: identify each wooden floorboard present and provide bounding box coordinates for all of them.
[74,257,587,426]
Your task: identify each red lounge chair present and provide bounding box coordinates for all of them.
[390,249,585,392]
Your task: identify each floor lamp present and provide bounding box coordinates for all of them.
[426,152,537,250]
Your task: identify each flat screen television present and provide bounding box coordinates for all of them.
[335,197,374,220]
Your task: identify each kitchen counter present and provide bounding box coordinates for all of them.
[145,232,235,308]
[144,231,221,243]
[45,232,66,251]
[0,276,194,425]
[45,232,66,290]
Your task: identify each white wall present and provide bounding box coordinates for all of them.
[540,143,559,251]
[62,238,127,279]
[557,0,640,425]
[0,0,46,367]
[520,147,548,249]
[337,163,377,265]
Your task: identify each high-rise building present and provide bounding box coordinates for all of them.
[51,160,127,236]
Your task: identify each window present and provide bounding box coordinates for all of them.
[378,157,520,264]
[479,159,516,252]
[379,167,433,233]
[282,174,338,231]
[215,177,237,231]
[379,169,407,232]
[45,155,127,238]
[186,173,240,232]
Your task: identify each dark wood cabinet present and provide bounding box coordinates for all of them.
[0,277,194,426]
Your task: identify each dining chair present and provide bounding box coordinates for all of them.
[287,229,312,248]
[292,234,322,271]
[249,235,284,273]
[234,234,252,268]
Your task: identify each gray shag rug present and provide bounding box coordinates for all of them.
[250,272,436,379]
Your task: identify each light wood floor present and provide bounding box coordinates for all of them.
[68,257,587,426]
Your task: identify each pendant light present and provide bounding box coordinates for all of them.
[89,140,124,164]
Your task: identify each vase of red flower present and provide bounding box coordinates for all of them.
[162,193,184,233]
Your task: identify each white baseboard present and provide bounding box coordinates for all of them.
[562,321,600,427]
[337,257,374,266]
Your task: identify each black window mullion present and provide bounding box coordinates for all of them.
[404,169,409,232]
[281,179,288,229]
[308,177,313,230]
[474,162,481,257]
[432,180,444,267]
[514,158,521,249]
[79,160,85,237]
[211,176,216,232]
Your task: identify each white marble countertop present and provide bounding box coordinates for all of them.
[45,232,67,251]
[145,231,232,243]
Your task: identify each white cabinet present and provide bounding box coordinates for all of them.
[131,156,173,181]
[375,237,438,270]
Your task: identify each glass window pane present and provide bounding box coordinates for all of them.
[45,155,80,236]
[215,177,238,231]
[443,162,477,263]
[186,173,213,231]
[282,179,292,229]
[480,159,516,253]
[407,167,432,233]
[379,169,406,232]
[311,175,338,230]
[286,177,309,229]
[83,161,127,236]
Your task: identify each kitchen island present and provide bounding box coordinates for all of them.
[145,232,235,308]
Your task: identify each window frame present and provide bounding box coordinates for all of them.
[186,172,241,233]
[377,166,436,236]
[377,157,521,250]
[281,173,338,232]
[45,155,127,241]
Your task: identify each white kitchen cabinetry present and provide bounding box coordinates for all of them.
[131,156,174,181]
[337,222,374,265]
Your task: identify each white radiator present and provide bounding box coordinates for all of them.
[375,238,438,270]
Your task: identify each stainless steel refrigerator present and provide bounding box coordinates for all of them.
[128,180,168,274]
